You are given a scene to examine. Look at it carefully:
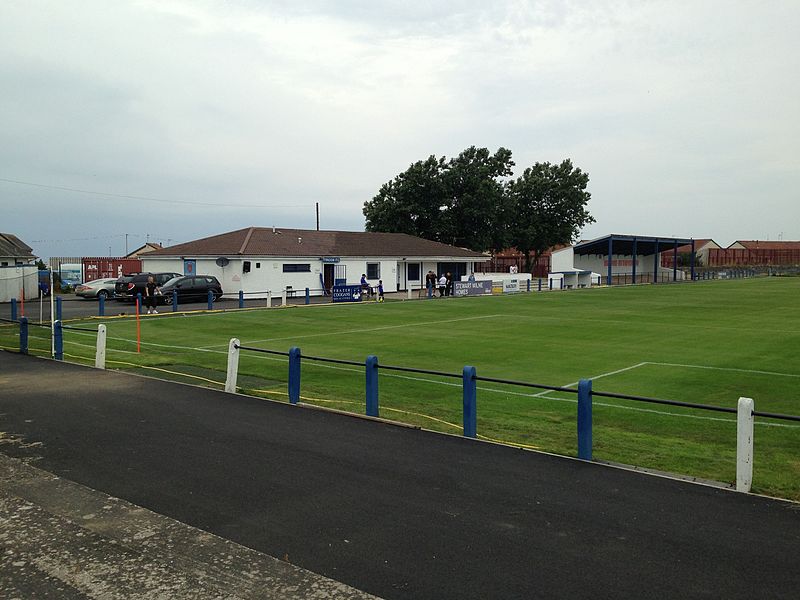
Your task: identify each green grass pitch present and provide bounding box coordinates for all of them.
[6,277,800,500]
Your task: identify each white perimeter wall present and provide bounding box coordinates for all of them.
[0,266,38,302]
[142,257,480,297]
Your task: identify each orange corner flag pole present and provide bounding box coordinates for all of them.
[136,297,141,353]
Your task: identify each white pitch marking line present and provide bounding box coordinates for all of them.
[644,362,800,379]
[531,362,648,397]
[197,314,505,349]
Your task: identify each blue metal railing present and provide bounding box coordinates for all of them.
[233,343,800,461]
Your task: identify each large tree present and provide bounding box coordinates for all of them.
[363,146,513,251]
[363,155,449,242]
[506,159,595,272]
[443,146,514,250]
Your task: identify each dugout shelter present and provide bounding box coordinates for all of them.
[551,234,696,285]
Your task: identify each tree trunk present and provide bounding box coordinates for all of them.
[523,250,533,273]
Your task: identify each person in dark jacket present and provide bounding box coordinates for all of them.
[143,275,160,314]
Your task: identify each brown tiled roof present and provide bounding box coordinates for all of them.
[148,228,488,259]
[732,240,800,250]
[0,233,35,259]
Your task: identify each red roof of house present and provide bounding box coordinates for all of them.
[730,240,800,250]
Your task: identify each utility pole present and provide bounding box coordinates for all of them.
[125,233,129,256]
[316,202,320,231]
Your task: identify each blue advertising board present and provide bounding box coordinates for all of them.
[453,280,493,297]
[332,284,363,303]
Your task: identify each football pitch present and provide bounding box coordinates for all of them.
[6,277,800,500]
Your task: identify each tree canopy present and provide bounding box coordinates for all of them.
[505,159,595,271]
[363,148,594,265]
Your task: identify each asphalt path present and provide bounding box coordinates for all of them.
[0,351,798,599]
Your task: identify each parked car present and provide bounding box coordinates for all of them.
[114,272,181,302]
[159,275,223,304]
[75,278,118,300]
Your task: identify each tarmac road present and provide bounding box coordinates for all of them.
[0,351,798,599]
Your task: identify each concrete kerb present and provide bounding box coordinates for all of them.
[0,451,380,599]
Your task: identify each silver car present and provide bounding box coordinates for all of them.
[75,278,118,300]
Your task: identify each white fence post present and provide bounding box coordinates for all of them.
[95,324,107,369]
[282,289,287,306]
[407,288,413,300]
[736,396,754,493]
[225,338,240,393]
[267,290,272,308]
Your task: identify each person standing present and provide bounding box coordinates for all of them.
[468,272,476,282]
[377,279,385,302]
[438,273,447,298]
[360,273,371,298]
[425,270,435,298]
[144,275,160,314]
[445,272,453,297]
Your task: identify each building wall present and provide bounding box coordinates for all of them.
[0,265,39,301]
[142,256,479,297]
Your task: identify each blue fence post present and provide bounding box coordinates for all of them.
[56,296,62,321]
[137,292,143,313]
[172,290,178,312]
[538,278,542,292]
[526,279,531,292]
[98,294,105,316]
[239,290,244,309]
[288,346,301,405]
[10,298,17,321]
[19,316,28,354]
[366,354,379,417]
[54,320,63,360]
[207,290,213,310]
[305,287,310,305]
[463,366,477,438]
[577,379,593,460]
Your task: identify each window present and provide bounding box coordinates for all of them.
[283,264,311,273]
[256,262,261,268]
[367,262,380,279]
[407,263,420,281]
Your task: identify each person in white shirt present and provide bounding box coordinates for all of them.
[438,274,447,297]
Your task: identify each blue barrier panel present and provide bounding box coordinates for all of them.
[305,288,310,305]
[463,366,477,438]
[56,296,62,322]
[366,355,379,417]
[10,298,17,321]
[172,291,178,312]
[99,295,105,316]
[207,290,213,310]
[288,347,301,404]
[19,317,28,354]
[54,320,63,360]
[239,290,244,309]
[332,285,363,303]
[577,379,593,460]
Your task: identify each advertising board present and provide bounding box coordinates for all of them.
[453,280,493,297]
[332,284,363,303]
[502,279,520,293]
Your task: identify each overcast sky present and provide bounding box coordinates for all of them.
[2,0,798,259]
